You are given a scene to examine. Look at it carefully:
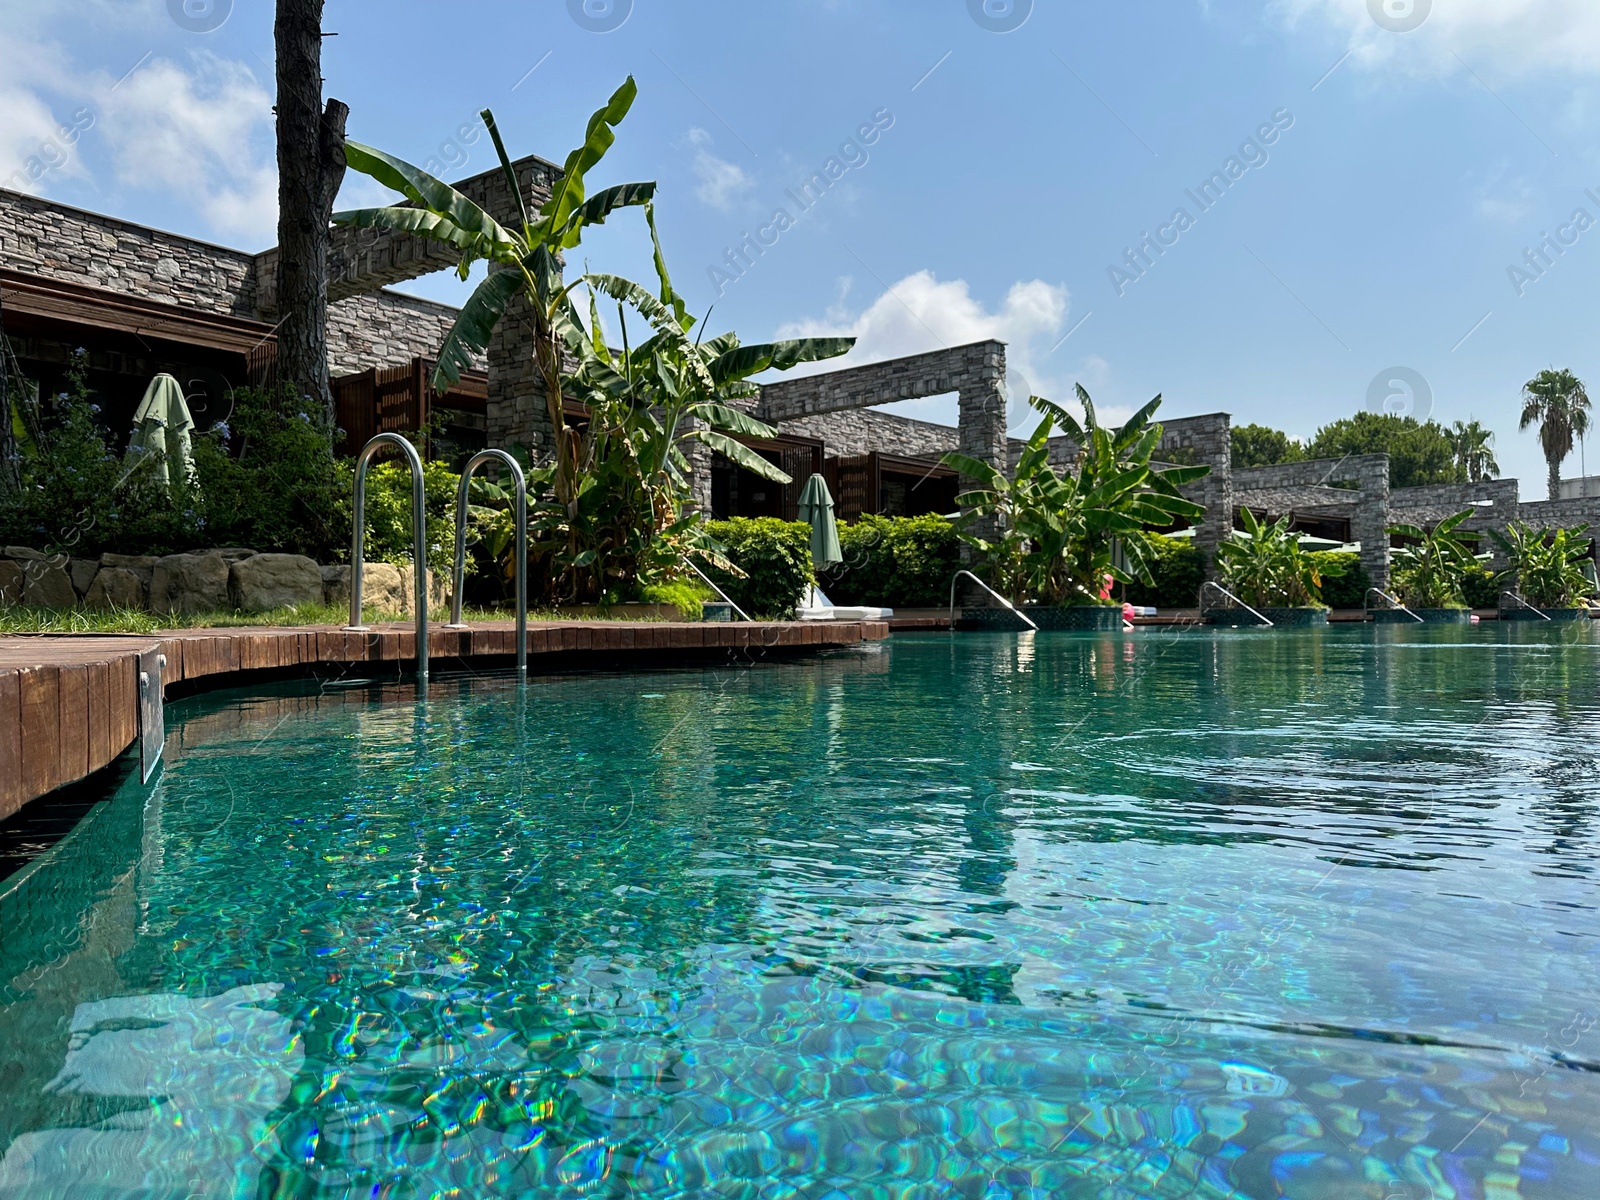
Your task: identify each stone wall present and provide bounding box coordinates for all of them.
[1235,455,1392,586]
[1159,413,1231,572]
[327,289,476,376]
[1,186,257,317]
[1392,479,1520,569]
[777,409,960,459]
[757,341,1008,547]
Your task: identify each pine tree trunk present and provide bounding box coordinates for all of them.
[275,0,347,427]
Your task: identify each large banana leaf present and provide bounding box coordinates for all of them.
[706,337,855,384]
[645,201,692,331]
[540,77,638,243]
[561,181,657,248]
[432,267,524,390]
[693,429,792,483]
[340,141,516,253]
[330,205,505,259]
[689,402,781,440]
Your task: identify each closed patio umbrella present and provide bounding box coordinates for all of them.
[126,373,196,494]
[796,473,841,570]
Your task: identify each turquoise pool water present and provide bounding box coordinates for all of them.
[1,626,1598,1198]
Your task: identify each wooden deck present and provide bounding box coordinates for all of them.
[0,619,890,822]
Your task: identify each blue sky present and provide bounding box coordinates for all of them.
[5,0,1600,489]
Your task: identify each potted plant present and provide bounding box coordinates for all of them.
[1489,521,1596,619]
[1384,509,1477,623]
[1209,507,1344,626]
[946,389,1208,630]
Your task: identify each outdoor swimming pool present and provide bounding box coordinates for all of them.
[1,625,1597,1198]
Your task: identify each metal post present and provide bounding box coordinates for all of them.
[346,433,430,694]
[444,450,527,675]
[949,570,1038,631]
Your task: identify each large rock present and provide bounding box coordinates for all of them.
[0,560,23,605]
[150,553,229,616]
[228,554,323,612]
[84,567,144,610]
[4,546,44,561]
[360,563,406,615]
[203,547,258,563]
[323,563,442,617]
[22,558,77,609]
[68,558,99,597]
[100,553,159,591]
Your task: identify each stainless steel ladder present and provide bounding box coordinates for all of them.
[345,433,429,695]
[443,450,528,674]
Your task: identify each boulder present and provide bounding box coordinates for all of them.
[395,565,446,614]
[4,546,44,561]
[68,558,99,597]
[84,567,144,610]
[100,553,159,591]
[150,552,229,616]
[0,560,23,605]
[360,563,406,615]
[203,547,258,563]
[228,554,323,612]
[321,565,351,609]
[21,558,78,609]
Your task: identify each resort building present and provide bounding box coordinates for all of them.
[4,179,1599,591]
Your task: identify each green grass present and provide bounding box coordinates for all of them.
[0,602,705,635]
[0,603,509,635]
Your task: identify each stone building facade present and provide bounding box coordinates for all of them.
[7,184,1600,595]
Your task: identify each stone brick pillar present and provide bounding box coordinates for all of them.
[957,343,1009,549]
[1353,455,1392,589]
[484,281,554,460]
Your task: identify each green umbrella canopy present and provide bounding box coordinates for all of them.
[126,373,196,494]
[797,473,842,569]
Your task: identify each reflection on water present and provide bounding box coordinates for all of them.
[0,986,300,1198]
[0,627,1597,1197]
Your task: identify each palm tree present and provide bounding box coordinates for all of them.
[1450,419,1500,483]
[1520,369,1591,500]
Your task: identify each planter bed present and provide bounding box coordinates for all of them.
[1501,607,1593,622]
[1203,607,1328,627]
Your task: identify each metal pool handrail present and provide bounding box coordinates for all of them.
[1501,591,1552,621]
[949,570,1039,631]
[346,433,429,694]
[1365,586,1423,623]
[683,555,752,622]
[1199,581,1275,627]
[443,451,527,674]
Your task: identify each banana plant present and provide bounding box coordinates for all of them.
[334,78,654,510]
[1216,506,1344,608]
[550,203,852,596]
[1489,521,1595,608]
[1387,508,1477,608]
[944,388,1207,605]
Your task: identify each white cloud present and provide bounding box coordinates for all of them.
[0,29,90,191]
[95,53,277,243]
[687,127,752,211]
[773,271,1094,430]
[1471,164,1536,223]
[1274,0,1600,79]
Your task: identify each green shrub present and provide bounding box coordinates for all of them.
[639,578,715,618]
[823,514,961,608]
[334,456,460,573]
[1460,565,1500,609]
[191,387,345,558]
[1309,551,1369,609]
[1121,534,1207,608]
[703,518,812,619]
[0,351,197,556]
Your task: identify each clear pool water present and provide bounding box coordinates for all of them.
[1,626,1598,1199]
